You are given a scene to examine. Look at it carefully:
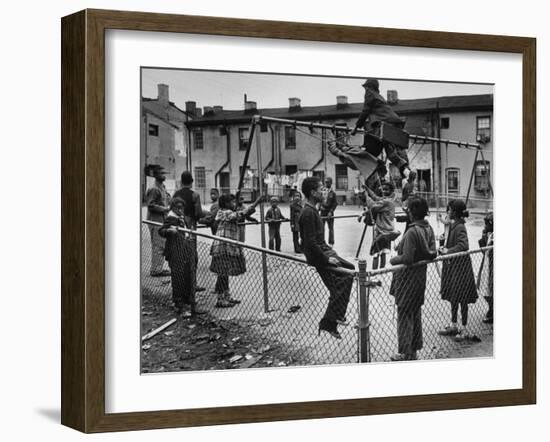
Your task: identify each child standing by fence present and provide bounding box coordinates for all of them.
[209,193,263,308]
[159,197,202,316]
[438,199,479,342]
[289,193,303,253]
[364,182,401,269]
[265,197,288,252]
[199,188,220,235]
[389,197,437,361]
[478,212,494,324]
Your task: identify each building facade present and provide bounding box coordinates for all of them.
[141,84,190,196]
[143,87,493,207]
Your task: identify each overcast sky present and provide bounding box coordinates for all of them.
[142,68,493,111]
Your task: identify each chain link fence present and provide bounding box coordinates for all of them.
[142,221,360,369]
[141,220,493,371]
[360,247,494,362]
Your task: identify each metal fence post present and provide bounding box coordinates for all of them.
[358,259,371,363]
[255,117,270,313]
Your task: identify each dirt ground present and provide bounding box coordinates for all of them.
[141,297,316,373]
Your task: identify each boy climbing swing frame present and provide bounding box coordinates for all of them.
[235,115,494,260]
[61,9,536,433]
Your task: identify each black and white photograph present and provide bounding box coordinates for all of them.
[140,69,494,373]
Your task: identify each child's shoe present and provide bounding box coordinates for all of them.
[215,299,233,308]
[438,325,459,336]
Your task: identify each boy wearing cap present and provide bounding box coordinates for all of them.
[173,171,206,230]
[351,78,410,178]
[145,166,171,277]
[327,78,411,183]
[173,171,207,292]
[265,197,287,251]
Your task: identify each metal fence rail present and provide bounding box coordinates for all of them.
[142,221,359,368]
[141,220,493,370]
[361,247,494,362]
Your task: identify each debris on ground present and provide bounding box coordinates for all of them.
[141,297,310,373]
[229,355,243,363]
[141,318,177,342]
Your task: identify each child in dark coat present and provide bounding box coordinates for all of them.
[265,197,288,252]
[478,212,494,324]
[289,193,303,253]
[389,197,437,361]
[299,177,356,339]
[158,197,199,316]
[438,199,479,341]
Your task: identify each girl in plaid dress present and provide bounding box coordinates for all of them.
[210,193,263,308]
[438,199,479,341]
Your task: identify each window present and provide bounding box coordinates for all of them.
[239,128,249,151]
[284,126,296,149]
[389,165,401,189]
[285,165,298,176]
[194,167,206,189]
[476,116,491,143]
[440,117,450,129]
[193,129,204,150]
[474,160,491,192]
[218,172,230,193]
[239,166,256,189]
[148,124,159,136]
[334,124,350,148]
[312,170,325,183]
[335,164,348,191]
[446,168,460,193]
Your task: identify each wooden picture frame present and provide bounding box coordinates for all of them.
[61,9,536,433]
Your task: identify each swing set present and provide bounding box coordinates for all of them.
[234,114,493,264]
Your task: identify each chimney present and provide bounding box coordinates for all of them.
[158,84,169,106]
[213,105,223,114]
[288,97,301,111]
[336,95,348,109]
[387,90,399,105]
[203,106,214,116]
[244,101,257,114]
[185,101,197,116]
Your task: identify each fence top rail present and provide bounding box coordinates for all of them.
[143,220,357,276]
[366,246,494,277]
[193,214,360,230]
[255,115,482,150]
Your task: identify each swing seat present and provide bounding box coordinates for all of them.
[379,122,410,149]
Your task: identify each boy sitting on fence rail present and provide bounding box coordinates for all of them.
[298,177,356,340]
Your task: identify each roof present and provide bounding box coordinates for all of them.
[142,105,181,129]
[185,94,493,127]
[142,98,189,120]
